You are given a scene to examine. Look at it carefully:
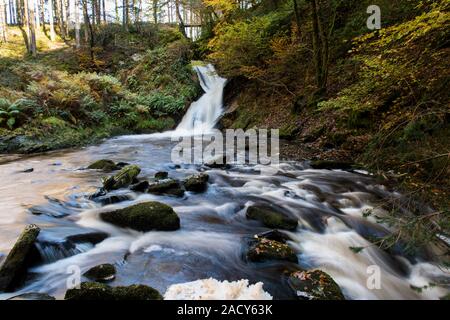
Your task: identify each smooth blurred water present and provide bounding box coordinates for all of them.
[0,134,448,300]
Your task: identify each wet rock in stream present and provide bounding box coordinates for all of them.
[100,201,180,231]
[254,229,291,243]
[183,173,209,192]
[34,230,110,264]
[288,269,345,300]
[64,282,163,300]
[102,165,141,191]
[246,205,298,231]
[147,179,185,197]
[83,264,116,282]
[92,193,134,205]
[130,180,149,192]
[0,225,41,292]
[247,238,298,263]
[87,159,120,171]
[154,171,168,180]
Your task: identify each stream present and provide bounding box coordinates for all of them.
[0,65,448,300]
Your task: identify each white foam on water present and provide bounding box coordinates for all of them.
[164,278,273,300]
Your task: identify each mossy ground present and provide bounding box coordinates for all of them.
[0,24,200,154]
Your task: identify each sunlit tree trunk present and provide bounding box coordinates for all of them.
[24,0,37,55]
[122,0,128,30]
[102,0,106,22]
[56,0,65,38]
[74,0,80,47]
[0,0,7,42]
[35,0,40,28]
[39,0,46,33]
[175,0,186,37]
[48,0,56,40]
[64,0,70,35]
[115,0,119,22]
[152,0,157,24]
[82,0,93,59]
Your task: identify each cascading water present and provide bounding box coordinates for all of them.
[0,63,448,300]
[175,64,227,135]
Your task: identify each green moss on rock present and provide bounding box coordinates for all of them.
[147,179,184,197]
[83,264,116,282]
[0,224,40,292]
[288,270,345,300]
[154,171,169,180]
[100,201,180,231]
[246,206,298,230]
[247,238,297,263]
[183,173,209,192]
[102,165,141,191]
[88,159,119,171]
[64,282,163,300]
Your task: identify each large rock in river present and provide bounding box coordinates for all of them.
[100,201,180,232]
[88,159,119,172]
[147,179,184,197]
[183,173,209,192]
[0,224,40,292]
[246,205,298,230]
[288,270,345,300]
[83,264,116,282]
[64,282,163,300]
[102,165,141,191]
[247,238,297,263]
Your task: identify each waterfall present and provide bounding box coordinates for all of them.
[175,64,227,135]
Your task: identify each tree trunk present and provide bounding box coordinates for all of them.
[152,0,157,24]
[56,0,65,38]
[23,0,36,55]
[309,0,328,94]
[64,0,70,35]
[8,0,15,25]
[35,0,40,28]
[175,0,186,38]
[115,0,119,23]
[48,0,56,40]
[82,0,94,60]
[95,0,100,25]
[39,0,46,34]
[122,0,128,30]
[0,0,7,42]
[74,0,80,48]
[102,0,106,22]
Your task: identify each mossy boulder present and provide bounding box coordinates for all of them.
[64,282,163,300]
[130,181,150,192]
[83,264,116,282]
[0,224,41,292]
[102,165,141,191]
[255,229,290,243]
[100,201,180,232]
[88,159,119,172]
[147,179,184,197]
[154,171,169,180]
[93,193,134,205]
[247,238,298,263]
[288,270,345,300]
[183,173,209,192]
[246,206,298,231]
